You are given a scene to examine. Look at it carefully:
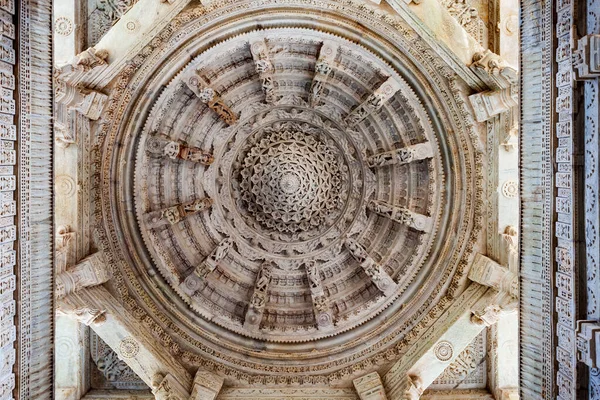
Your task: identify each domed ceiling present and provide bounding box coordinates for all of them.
[95,0,484,386]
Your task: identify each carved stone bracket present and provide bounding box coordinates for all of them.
[180,238,233,296]
[145,198,213,228]
[469,87,517,122]
[353,372,389,400]
[573,34,600,79]
[367,200,433,233]
[75,47,109,72]
[56,252,112,299]
[309,40,338,107]
[243,261,274,330]
[468,254,518,299]
[190,369,224,400]
[146,136,214,164]
[344,238,397,296]
[344,77,401,127]
[403,375,424,400]
[250,38,276,103]
[304,261,334,330]
[183,72,238,125]
[55,77,108,121]
[152,373,189,400]
[367,142,433,168]
[575,320,600,368]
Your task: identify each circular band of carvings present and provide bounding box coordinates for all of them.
[501,180,518,198]
[92,0,485,385]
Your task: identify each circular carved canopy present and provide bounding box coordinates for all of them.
[98,0,483,386]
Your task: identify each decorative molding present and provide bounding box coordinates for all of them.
[353,372,388,400]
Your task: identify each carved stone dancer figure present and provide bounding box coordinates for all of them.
[244,261,274,330]
[304,261,334,329]
[162,198,213,225]
[146,136,213,165]
[344,238,397,296]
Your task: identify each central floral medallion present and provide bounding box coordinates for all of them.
[234,125,347,239]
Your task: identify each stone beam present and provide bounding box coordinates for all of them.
[250,38,276,103]
[56,251,112,298]
[367,201,433,233]
[243,261,274,331]
[344,77,401,127]
[353,372,389,400]
[59,285,193,394]
[146,136,214,164]
[468,87,517,122]
[344,238,397,296]
[217,388,359,399]
[309,41,338,107]
[85,0,192,87]
[367,142,434,168]
[190,369,224,400]
[304,261,334,330]
[182,72,238,125]
[383,282,510,399]
[180,238,233,296]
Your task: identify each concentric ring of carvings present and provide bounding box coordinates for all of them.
[95,1,484,384]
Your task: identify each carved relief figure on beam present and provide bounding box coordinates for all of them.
[304,260,334,330]
[344,238,397,296]
[244,261,274,331]
[183,72,238,125]
[367,142,434,168]
[344,76,402,127]
[151,373,189,400]
[180,238,233,297]
[146,135,214,164]
[309,41,338,107]
[367,200,433,233]
[250,38,276,104]
[144,198,213,229]
[75,47,109,72]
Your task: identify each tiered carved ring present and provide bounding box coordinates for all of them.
[98,1,483,386]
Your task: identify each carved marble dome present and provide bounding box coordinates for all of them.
[97,0,484,387]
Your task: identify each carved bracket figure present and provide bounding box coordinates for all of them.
[190,369,224,400]
[575,320,600,368]
[183,72,238,125]
[367,142,434,168]
[353,372,389,400]
[180,238,233,297]
[309,41,338,107]
[344,77,402,127]
[75,47,109,72]
[367,200,433,233]
[250,38,276,104]
[151,373,189,400]
[304,261,334,329]
[573,34,600,79]
[243,261,274,330]
[344,238,397,296]
[55,77,108,121]
[56,252,112,299]
[146,136,214,164]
